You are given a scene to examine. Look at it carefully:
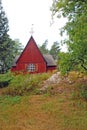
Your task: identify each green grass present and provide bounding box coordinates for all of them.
[0,94,87,130]
[0,95,21,106]
[0,71,87,130]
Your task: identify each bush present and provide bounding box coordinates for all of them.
[2,73,51,96]
[71,80,87,101]
[0,71,14,88]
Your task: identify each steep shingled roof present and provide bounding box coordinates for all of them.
[12,56,19,67]
[43,54,56,66]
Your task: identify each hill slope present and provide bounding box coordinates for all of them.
[0,72,87,130]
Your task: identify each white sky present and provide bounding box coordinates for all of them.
[2,0,67,51]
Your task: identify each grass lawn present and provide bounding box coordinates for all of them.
[0,93,87,130]
[0,71,87,130]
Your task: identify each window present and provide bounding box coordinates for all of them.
[27,64,36,72]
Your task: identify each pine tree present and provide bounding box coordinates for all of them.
[0,0,23,73]
[0,0,10,73]
[50,41,60,60]
[0,0,9,41]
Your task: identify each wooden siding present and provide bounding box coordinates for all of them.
[11,36,47,73]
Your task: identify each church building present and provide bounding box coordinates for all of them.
[11,36,56,74]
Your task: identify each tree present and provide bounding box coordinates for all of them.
[50,41,60,60]
[52,0,87,73]
[0,0,9,73]
[0,1,23,73]
[7,39,23,70]
[0,1,9,40]
[39,40,49,54]
[12,39,23,57]
[0,37,23,73]
[58,52,79,75]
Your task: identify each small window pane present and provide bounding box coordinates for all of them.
[27,64,36,72]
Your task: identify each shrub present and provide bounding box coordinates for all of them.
[68,71,79,82]
[0,71,14,88]
[71,80,87,101]
[2,72,51,96]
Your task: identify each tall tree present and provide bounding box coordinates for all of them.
[5,39,23,72]
[0,0,9,73]
[0,0,9,40]
[0,1,23,73]
[50,41,60,60]
[52,0,87,73]
[39,40,49,54]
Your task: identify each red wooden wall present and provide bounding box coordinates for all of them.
[11,36,47,73]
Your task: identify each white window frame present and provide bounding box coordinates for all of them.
[27,63,36,72]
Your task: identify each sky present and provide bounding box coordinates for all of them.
[2,0,67,51]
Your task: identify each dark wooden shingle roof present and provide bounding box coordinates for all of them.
[12,56,19,67]
[43,54,56,66]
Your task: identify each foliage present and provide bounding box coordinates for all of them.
[49,41,60,60]
[2,72,51,96]
[58,52,74,74]
[71,83,87,101]
[0,1,9,37]
[0,71,14,87]
[0,0,9,73]
[66,71,87,101]
[52,0,87,73]
[11,39,23,58]
[0,1,23,73]
[0,37,23,73]
[39,40,60,62]
[39,40,49,54]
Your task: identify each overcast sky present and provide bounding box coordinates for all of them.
[2,0,67,50]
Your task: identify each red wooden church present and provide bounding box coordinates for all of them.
[11,36,56,74]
